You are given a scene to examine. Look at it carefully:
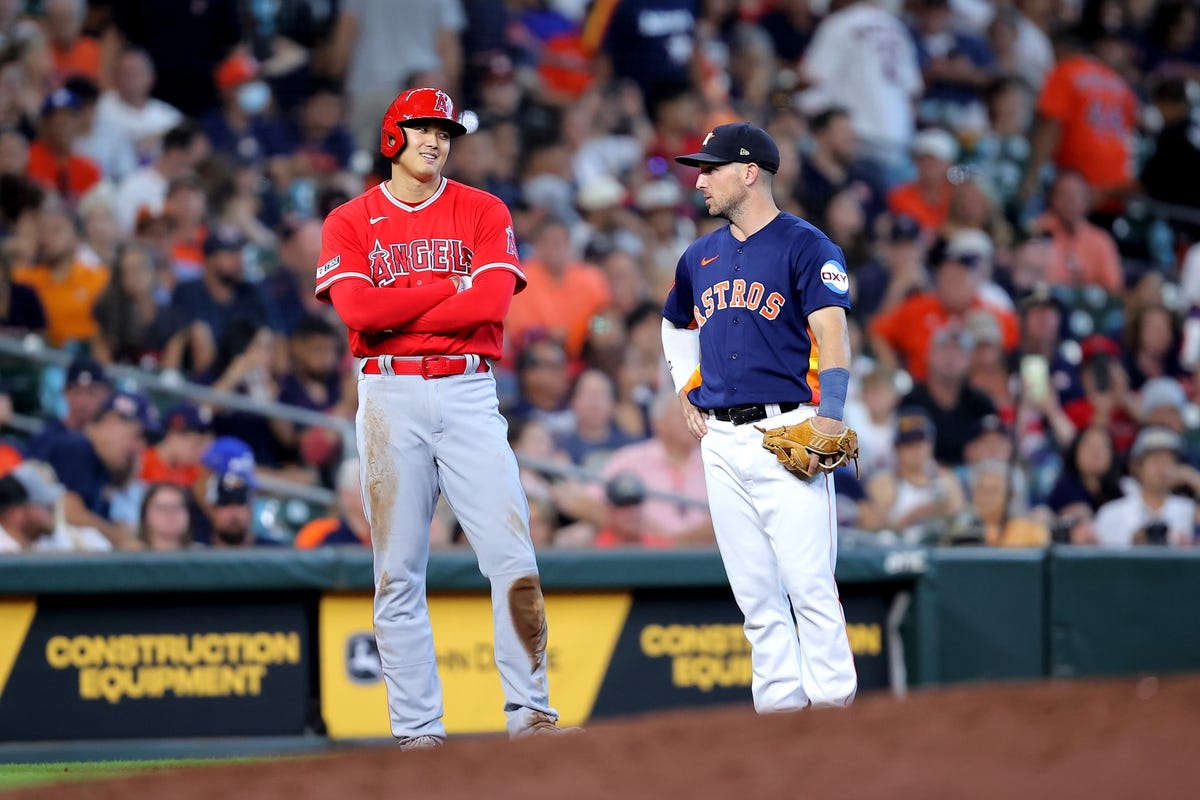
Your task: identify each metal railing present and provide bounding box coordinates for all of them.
[0,336,711,514]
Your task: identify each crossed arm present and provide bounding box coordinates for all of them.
[328,270,517,334]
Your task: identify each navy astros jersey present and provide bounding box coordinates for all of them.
[662,212,851,409]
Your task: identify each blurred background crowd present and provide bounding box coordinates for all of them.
[1,0,1199,555]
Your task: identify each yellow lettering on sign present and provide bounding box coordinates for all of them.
[43,631,298,704]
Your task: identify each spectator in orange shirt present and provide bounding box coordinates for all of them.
[869,236,1019,383]
[44,0,102,86]
[1032,171,1124,293]
[504,216,612,361]
[1023,28,1137,204]
[25,88,102,204]
[294,457,371,549]
[12,203,109,347]
[140,402,213,488]
[886,128,958,235]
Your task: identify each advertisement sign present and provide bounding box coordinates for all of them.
[320,587,893,738]
[589,589,890,717]
[0,596,309,740]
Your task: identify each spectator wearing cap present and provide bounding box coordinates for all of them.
[1016,283,1082,403]
[898,322,998,466]
[0,464,60,553]
[199,51,289,167]
[852,214,926,320]
[590,471,675,549]
[1093,426,1198,548]
[862,406,965,544]
[24,86,102,203]
[1022,28,1137,207]
[44,0,101,85]
[869,235,1018,384]
[198,435,278,548]
[140,402,213,488]
[40,389,157,548]
[504,217,612,363]
[796,107,884,228]
[886,128,959,235]
[800,0,923,188]
[294,457,370,549]
[165,224,268,347]
[1063,334,1140,455]
[92,48,184,172]
[1029,171,1123,293]
[112,121,206,235]
[25,355,110,459]
[573,175,642,265]
[959,412,1034,508]
[1136,377,1200,464]
[276,315,343,470]
[636,178,692,290]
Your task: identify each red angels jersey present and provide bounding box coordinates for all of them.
[314,178,526,359]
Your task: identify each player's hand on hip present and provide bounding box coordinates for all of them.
[678,390,708,440]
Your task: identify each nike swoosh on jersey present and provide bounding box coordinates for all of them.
[700,255,719,266]
[369,216,387,224]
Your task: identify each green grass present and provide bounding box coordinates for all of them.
[0,758,260,790]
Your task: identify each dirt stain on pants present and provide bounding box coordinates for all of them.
[508,575,548,674]
[361,398,397,558]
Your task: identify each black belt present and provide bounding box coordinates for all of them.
[708,402,800,426]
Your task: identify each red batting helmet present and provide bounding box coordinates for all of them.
[380,87,468,158]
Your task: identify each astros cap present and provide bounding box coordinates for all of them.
[675,123,780,174]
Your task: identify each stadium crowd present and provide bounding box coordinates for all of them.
[1,0,1200,554]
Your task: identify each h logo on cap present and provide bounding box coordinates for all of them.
[702,130,715,146]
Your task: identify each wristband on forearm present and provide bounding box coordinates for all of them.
[817,368,850,421]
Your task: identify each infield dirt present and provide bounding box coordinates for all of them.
[8,675,1200,799]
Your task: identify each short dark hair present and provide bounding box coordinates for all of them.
[162,122,200,152]
[809,107,849,134]
[292,314,338,341]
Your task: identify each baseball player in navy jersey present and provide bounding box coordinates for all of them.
[315,87,572,748]
[661,122,858,711]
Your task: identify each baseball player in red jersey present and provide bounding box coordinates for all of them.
[315,87,571,748]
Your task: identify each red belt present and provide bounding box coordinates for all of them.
[361,355,489,379]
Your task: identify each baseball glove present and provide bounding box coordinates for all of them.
[755,418,860,480]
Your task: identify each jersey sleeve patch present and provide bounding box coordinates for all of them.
[820,260,850,295]
[316,255,341,279]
